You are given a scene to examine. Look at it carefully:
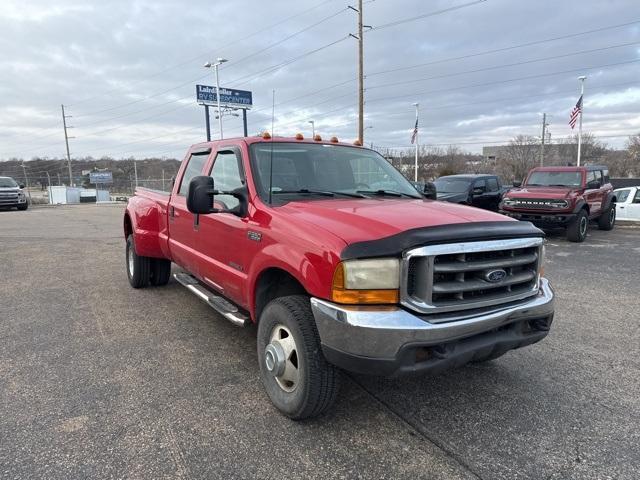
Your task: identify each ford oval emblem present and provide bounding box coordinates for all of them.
[484,269,507,283]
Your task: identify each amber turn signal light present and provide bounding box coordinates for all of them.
[331,263,399,304]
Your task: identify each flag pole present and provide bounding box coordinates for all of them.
[576,76,586,166]
[413,102,419,181]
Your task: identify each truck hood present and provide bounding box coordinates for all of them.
[0,187,20,192]
[279,198,513,245]
[505,186,578,199]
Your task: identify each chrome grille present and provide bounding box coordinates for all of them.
[0,192,19,205]
[401,238,543,315]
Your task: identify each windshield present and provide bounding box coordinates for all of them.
[249,143,421,202]
[0,177,18,188]
[526,171,582,187]
[434,178,471,193]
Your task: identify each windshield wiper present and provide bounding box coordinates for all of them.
[357,189,419,198]
[272,189,335,196]
[548,184,572,187]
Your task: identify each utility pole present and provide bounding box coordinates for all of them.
[162,169,165,191]
[133,160,139,188]
[61,104,74,186]
[57,172,61,186]
[45,171,52,203]
[349,1,369,144]
[539,113,549,167]
[308,120,315,137]
[412,103,419,182]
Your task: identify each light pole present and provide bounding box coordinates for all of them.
[308,120,315,137]
[204,58,228,139]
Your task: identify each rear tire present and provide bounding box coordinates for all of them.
[566,209,588,243]
[597,204,616,231]
[257,295,339,420]
[126,234,151,288]
[150,258,172,286]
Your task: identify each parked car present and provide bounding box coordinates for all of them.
[124,135,555,419]
[500,165,616,242]
[614,186,640,221]
[434,174,505,211]
[0,176,28,210]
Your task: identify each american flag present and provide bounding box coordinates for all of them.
[569,94,583,129]
[410,118,419,144]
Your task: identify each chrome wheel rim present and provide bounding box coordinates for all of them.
[266,325,299,393]
[580,216,587,236]
[128,246,135,276]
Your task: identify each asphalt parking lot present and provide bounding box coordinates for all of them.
[1,205,638,479]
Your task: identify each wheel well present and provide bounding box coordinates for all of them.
[254,268,306,321]
[124,214,133,239]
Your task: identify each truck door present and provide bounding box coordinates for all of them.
[471,179,490,209]
[584,170,603,216]
[167,148,212,276]
[196,146,252,308]
[485,177,502,211]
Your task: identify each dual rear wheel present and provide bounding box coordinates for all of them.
[126,234,171,288]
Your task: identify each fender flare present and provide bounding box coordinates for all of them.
[601,191,616,211]
[572,199,589,214]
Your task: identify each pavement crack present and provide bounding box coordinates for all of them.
[349,374,485,480]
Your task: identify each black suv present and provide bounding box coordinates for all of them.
[434,174,505,211]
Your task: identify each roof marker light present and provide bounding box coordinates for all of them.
[295,133,304,140]
[330,136,339,143]
[262,131,271,140]
[313,134,322,141]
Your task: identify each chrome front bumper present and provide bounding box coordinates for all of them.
[311,278,555,375]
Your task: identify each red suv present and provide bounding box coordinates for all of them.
[500,165,616,242]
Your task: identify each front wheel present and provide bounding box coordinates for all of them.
[566,209,588,243]
[126,234,151,288]
[257,295,339,420]
[17,202,28,211]
[597,204,616,231]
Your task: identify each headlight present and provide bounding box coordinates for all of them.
[502,198,516,206]
[331,258,399,304]
[549,200,568,208]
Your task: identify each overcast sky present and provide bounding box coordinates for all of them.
[0,0,639,160]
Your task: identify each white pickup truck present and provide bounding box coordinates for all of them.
[614,186,640,221]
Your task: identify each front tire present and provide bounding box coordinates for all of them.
[17,202,28,211]
[126,234,151,288]
[597,204,616,231]
[567,209,588,243]
[257,295,339,420]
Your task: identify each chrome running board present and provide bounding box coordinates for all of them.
[173,273,248,327]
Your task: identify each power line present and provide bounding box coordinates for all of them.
[67,0,338,107]
[367,19,640,78]
[369,0,487,31]
[366,41,640,91]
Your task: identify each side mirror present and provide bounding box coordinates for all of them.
[472,187,485,195]
[19,183,25,189]
[512,180,522,188]
[187,176,215,214]
[423,181,437,200]
[587,180,601,189]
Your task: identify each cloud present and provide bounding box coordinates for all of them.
[0,0,638,159]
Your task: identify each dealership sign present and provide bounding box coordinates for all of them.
[89,171,113,184]
[196,85,252,108]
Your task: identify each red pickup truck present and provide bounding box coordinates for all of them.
[124,135,555,419]
[500,165,616,242]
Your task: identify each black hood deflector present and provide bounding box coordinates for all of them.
[341,221,544,260]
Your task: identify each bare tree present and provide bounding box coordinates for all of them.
[500,135,539,182]
[557,133,607,165]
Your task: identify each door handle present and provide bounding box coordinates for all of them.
[169,206,176,219]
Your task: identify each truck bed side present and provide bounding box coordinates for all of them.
[124,188,171,259]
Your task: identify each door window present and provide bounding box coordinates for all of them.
[616,189,631,203]
[210,151,244,209]
[634,190,640,204]
[593,170,603,184]
[177,153,209,196]
[473,179,487,192]
[486,177,499,192]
